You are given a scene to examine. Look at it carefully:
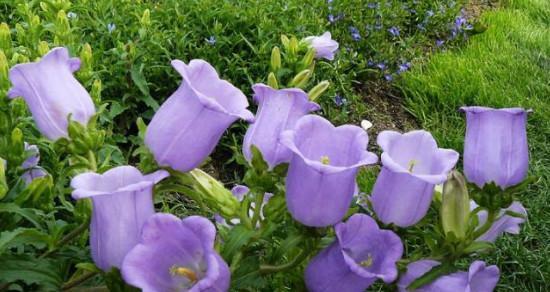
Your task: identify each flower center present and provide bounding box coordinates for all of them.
[170,266,198,283]
[359,254,373,267]
[408,159,418,172]
[320,155,330,165]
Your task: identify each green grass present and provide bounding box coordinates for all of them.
[400,0,550,289]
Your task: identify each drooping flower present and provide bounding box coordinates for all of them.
[397,260,500,292]
[121,213,230,291]
[371,130,459,227]
[8,47,96,140]
[303,32,339,60]
[21,143,48,184]
[471,200,527,242]
[461,107,530,189]
[243,84,320,169]
[280,115,378,227]
[145,59,253,172]
[305,214,403,291]
[71,166,169,271]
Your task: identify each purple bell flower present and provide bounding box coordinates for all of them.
[243,84,320,169]
[71,166,169,271]
[121,213,230,291]
[303,32,339,61]
[20,143,47,184]
[8,47,96,140]
[215,184,273,227]
[280,115,378,227]
[305,214,403,291]
[145,59,253,172]
[461,107,530,189]
[371,130,459,227]
[398,260,499,292]
[471,200,527,242]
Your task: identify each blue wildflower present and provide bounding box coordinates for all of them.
[206,36,216,45]
[328,14,335,23]
[426,10,435,17]
[436,39,445,47]
[376,62,386,71]
[417,23,426,31]
[334,95,347,107]
[367,2,378,9]
[388,26,400,37]
[398,62,411,74]
[67,12,77,19]
[107,23,116,33]
[384,74,393,81]
[367,60,375,67]
[349,26,361,41]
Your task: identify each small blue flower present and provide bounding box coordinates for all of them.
[416,23,426,31]
[67,12,77,19]
[398,62,411,74]
[436,39,445,47]
[455,16,467,29]
[409,9,417,14]
[334,95,347,107]
[384,74,393,81]
[375,22,383,30]
[367,60,375,67]
[376,62,386,71]
[328,14,335,23]
[426,10,435,17]
[388,26,400,37]
[206,36,216,45]
[349,26,361,41]
[107,23,116,33]
[367,2,378,9]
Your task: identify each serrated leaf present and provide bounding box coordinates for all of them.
[0,254,63,291]
[0,203,43,228]
[0,228,50,254]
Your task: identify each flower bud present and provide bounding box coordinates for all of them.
[307,80,329,101]
[281,34,290,50]
[37,41,50,57]
[189,169,240,218]
[289,36,298,57]
[0,158,7,200]
[270,46,281,72]
[300,48,315,70]
[140,9,151,26]
[290,69,311,88]
[15,23,25,45]
[0,23,11,52]
[91,79,102,104]
[11,128,24,157]
[441,170,470,239]
[0,50,8,88]
[80,43,92,69]
[267,72,278,89]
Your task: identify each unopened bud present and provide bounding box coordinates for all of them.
[91,79,102,104]
[0,158,7,200]
[307,80,329,101]
[11,128,24,156]
[281,35,290,50]
[56,10,70,34]
[289,36,298,57]
[270,46,281,72]
[140,9,151,26]
[37,41,50,56]
[441,170,470,240]
[0,23,11,52]
[0,50,8,88]
[290,69,311,88]
[15,23,25,45]
[189,169,240,218]
[267,72,278,89]
[301,48,315,70]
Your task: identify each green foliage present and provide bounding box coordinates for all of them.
[400,0,550,289]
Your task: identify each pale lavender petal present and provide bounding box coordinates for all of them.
[304,32,339,60]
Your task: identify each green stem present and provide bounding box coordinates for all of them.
[61,271,98,290]
[40,220,89,259]
[250,191,265,228]
[473,209,497,239]
[259,249,308,274]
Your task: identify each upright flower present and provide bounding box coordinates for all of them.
[243,84,320,168]
[461,107,530,189]
[397,260,500,292]
[145,59,253,172]
[471,201,527,242]
[71,166,169,271]
[121,213,230,291]
[8,47,96,140]
[305,214,402,292]
[371,130,459,227]
[280,115,378,227]
[303,32,339,61]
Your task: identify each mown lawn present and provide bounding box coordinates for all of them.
[400,0,550,290]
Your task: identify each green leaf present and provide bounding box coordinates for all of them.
[504,210,527,219]
[407,263,452,290]
[0,203,43,228]
[250,145,268,172]
[0,228,49,254]
[221,225,256,261]
[130,64,159,110]
[0,254,63,291]
[463,241,495,254]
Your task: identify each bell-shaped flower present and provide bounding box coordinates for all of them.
[303,32,339,60]
[461,107,530,189]
[371,130,459,227]
[280,115,378,227]
[305,214,402,292]
[71,166,169,271]
[145,59,253,172]
[21,143,47,184]
[8,47,96,140]
[243,84,320,168]
[397,260,499,292]
[471,201,527,242]
[121,213,230,292]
